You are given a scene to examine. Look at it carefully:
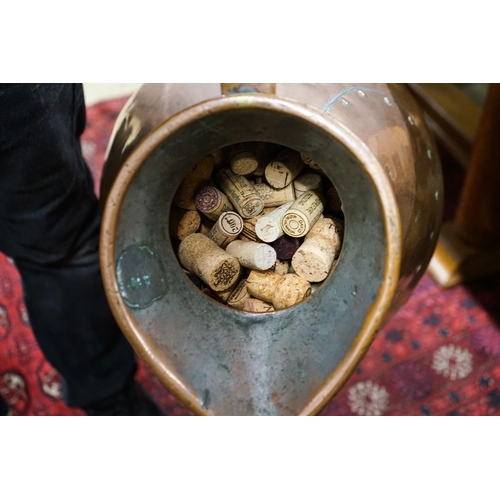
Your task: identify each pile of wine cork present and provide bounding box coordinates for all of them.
[169,142,344,313]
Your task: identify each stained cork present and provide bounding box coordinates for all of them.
[216,274,241,303]
[242,298,275,313]
[169,208,201,241]
[273,258,289,276]
[195,186,234,221]
[225,240,277,271]
[273,274,312,310]
[291,217,343,282]
[207,211,244,248]
[272,234,301,260]
[253,182,296,207]
[281,191,324,237]
[179,233,241,292]
[172,156,214,210]
[265,149,305,189]
[226,279,250,310]
[246,270,285,303]
[215,168,264,219]
[255,201,294,242]
[227,143,259,175]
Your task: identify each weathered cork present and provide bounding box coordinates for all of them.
[179,233,240,292]
[215,168,264,219]
[207,211,243,248]
[291,217,343,282]
[265,148,305,189]
[246,270,285,303]
[273,274,312,310]
[169,208,201,241]
[195,186,233,221]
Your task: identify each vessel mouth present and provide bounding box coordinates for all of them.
[101,93,402,415]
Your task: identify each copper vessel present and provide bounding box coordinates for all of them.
[100,83,443,415]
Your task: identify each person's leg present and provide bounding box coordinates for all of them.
[0,84,160,413]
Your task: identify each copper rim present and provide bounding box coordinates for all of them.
[100,93,402,416]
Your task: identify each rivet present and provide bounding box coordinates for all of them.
[384,97,392,106]
[357,90,366,97]
[427,149,432,159]
[341,98,351,107]
[408,115,415,126]
[416,264,422,273]
[430,231,435,239]
[435,190,439,201]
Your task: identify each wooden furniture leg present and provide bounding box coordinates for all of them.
[428,83,500,287]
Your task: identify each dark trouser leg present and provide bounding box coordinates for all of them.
[0,84,136,408]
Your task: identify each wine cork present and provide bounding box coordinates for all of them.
[294,173,322,199]
[273,258,289,276]
[242,298,275,313]
[198,214,214,235]
[226,279,250,310]
[242,297,275,313]
[253,182,296,207]
[281,191,324,237]
[195,186,234,221]
[227,143,259,175]
[246,270,285,303]
[291,217,343,282]
[179,233,240,292]
[265,149,305,189]
[207,211,244,248]
[300,153,321,170]
[172,156,214,210]
[216,273,241,303]
[240,208,273,242]
[272,234,301,260]
[253,142,282,177]
[272,274,312,310]
[226,240,277,271]
[325,185,343,214]
[255,201,294,243]
[307,216,344,243]
[169,208,201,241]
[215,168,264,219]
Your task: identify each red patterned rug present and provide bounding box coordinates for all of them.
[1,96,500,416]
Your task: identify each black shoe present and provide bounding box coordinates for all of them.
[0,396,10,416]
[83,382,164,416]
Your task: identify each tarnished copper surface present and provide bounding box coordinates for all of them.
[100,84,443,415]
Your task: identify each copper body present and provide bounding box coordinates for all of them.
[100,84,442,415]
